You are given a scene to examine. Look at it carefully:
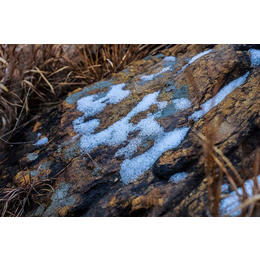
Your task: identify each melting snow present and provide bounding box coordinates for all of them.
[220,176,260,217]
[115,113,164,158]
[74,85,190,184]
[176,49,213,75]
[249,49,260,66]
[27,152,39,161]
[140,49,212,83]
[77,83,130,118]
[76,91,167,153]
[189,72,249,122]
[120,127,190,184]
[34,137,48,146]
[169,172,188,183]
[187,49,213,65]
[140,67,171,82]
[66,79,113,104]
[172,98,191,111]
[73,118,100,136]
[163,56,176,62]
[221,183,229,194]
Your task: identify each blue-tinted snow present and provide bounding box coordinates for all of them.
[115,113,164,158]
[189,72,249,122]
[221,183,229,194]
[27,152,39,161]
[220,175,260,216]
[120,127,189,184]
[169,172,188,183]
[140,67,171,82]
[172,98,191,111]
[77,83,130,118]
[249,49,260,66]
[77,91,167,153]
[175,49,213,75]
[140,49,212,84]
[34,136,48,146]
[163,56,176,62]
[73,85,189,184]
[65,79,114,104]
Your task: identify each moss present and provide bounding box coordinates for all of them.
[42,182,75,217]
[62,139,81,161]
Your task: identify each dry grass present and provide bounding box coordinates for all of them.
[0,156,76,217]
[0,44,172,142]
[64,44,170,84]
[0,175,53,217]
[196,132,260,217]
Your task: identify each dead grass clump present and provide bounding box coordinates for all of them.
[0,44,69,141]
[65,44,171,84]
[0,174,53,217]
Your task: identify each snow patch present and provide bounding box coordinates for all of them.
[140,67,171,82]
[163,56,176,62]
[139,49,212,84]
[249,49,260,66]
[189,72,249,122]
[34,137,48,146]
[172,98,191,111]
[27,152,38,161]
[65,79,113,104]
[77,91,167,153]
[73,118,100,136]
[220,175,260,216]
[176,49,213,75]
[77,83,130,118]
[169,172,188,183]
[115,113,164,158]
[120,127,189,184]
[187,49,213,65]
[221,183,229,194]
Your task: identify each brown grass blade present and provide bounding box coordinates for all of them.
[34,67,55,94]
